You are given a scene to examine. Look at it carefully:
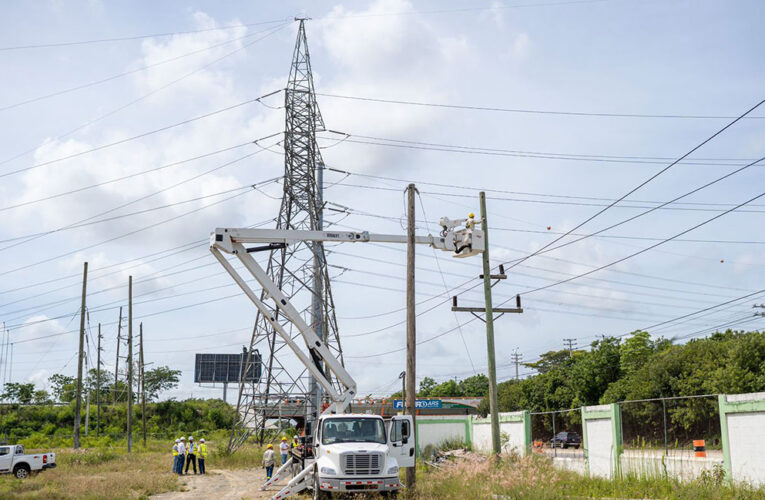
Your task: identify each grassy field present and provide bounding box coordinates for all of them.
[415,453,764,499]
[0,435,265,499]
[1,439,762,499]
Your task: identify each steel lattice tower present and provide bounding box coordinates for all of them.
[227,19,343,452]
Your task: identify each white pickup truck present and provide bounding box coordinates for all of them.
[0,445,56,478]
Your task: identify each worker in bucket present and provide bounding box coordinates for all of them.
[172,439,180,473]
[279,436,290,464]
[177,437,186,475]
[185,436,198,474]
[263,443,275,480]
[198,438,207,475]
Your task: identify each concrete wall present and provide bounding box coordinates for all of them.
[720,392,765,486]
[415,416,470,456]
[471,411,530,456]
[620,450,723,481]
[581,404,621,479]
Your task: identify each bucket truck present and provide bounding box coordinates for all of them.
[209,217,484,499]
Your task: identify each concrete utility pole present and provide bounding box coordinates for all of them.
[127,276,133,453]
[452,193,523,456]
[563,338,576,356]
[114,306,122,405]
[511,349,522,380]
[140,322,146,447]
[479,192,501,456]
[96,323,101,436]
[405,183,417,489]
[74,262,88,450]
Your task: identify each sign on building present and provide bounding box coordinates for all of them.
[393,399,443,409]
[194,351,261,384]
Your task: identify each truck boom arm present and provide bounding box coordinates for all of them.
[210,224,484,416]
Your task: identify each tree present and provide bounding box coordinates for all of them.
[417,377,437,397]
[2,383,36,404]
[86,368,112,399]
[620,330,655,376]
[523,349,572,374]
[143,366,181,401]
[48,374,77,403]
[459,374,489,397]
[33,390,51,405]
[429,379,462,397]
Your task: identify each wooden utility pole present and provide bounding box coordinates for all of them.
[114,306,122,405]
[73,262,88,450]
[96,323,101,436]
[127,276,133,453]
[140,322,146,447]
[84,325,90,436]
[405,183,417,489]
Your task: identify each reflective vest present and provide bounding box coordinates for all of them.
[172,444,179,457]
[198,443,207,458]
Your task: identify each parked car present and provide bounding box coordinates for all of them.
[0,444,56,478]
[550,431,581,449]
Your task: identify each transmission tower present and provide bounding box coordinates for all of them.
[227,19,344,452]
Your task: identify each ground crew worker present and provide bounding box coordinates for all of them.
[185,435,198,474]
[292,435,299,450]
[279,436,289,464]
[177,437,186,475]
[263,443,275,480]
[198,438,207,475]
[172,439,180,473]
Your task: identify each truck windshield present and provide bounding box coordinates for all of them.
[321,417,386,445]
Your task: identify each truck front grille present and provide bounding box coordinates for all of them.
[341,452,382,475]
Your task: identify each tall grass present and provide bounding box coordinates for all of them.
[415,453,764,499]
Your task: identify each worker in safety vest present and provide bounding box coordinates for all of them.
[185,436,198,474]
[291,435,299,450]
[172,439,180,473]
[198,438,207,475]
[177,437,186,475]
[262,443,275,480]
[465,212,477,231]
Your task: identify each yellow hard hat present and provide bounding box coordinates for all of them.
[267,444,273,449]
[282,437,287,441]
[468,213,475,218]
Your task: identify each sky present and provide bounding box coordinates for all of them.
[0,0,763,403]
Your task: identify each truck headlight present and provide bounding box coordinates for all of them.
[387,466,399,474]
[320,467,336,475]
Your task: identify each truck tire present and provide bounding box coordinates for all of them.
[14,464,30,479]
[313,474,331,500]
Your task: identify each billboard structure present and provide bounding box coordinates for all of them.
[194,350,261,402]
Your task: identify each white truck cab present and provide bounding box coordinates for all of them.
[312,414,414,497]
[0,445,56,478]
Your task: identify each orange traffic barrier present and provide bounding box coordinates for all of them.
[693,439,706,457]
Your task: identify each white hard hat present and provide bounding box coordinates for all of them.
[200,439,205,443]
[181,436,186,440]
[175,439,180,443]
[189,436,194,440]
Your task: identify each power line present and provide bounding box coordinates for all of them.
[0,19,288,51]
[500,98,765,273]
[0,25,287,114]
[317,93,765,120]
[0,23,288,171]
[0,90,282,179]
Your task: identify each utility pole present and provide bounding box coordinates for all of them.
[405,183,417,489]
[511,349,522,380]
[73,262,88,450]
[96,323,101,436]
[127,276,133,453]
[84,322,90,437]
[563,338,576,356]
[479,192,501,456]
[398,371,406,413]
[140,322,146,448]
[451,193,524,456]
[114,306,122,405]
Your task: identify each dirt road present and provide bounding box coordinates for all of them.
[152,468,287,500]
